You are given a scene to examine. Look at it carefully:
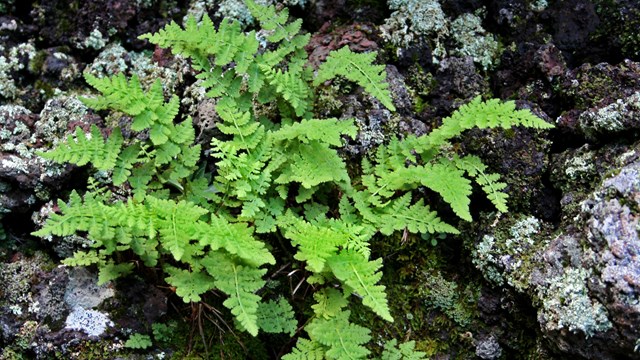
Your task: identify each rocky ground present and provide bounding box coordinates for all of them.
[1,0,640,359]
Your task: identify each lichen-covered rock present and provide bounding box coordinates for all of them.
[0,252,168,358]
[472,141,640,359]
[577,91,640,141]
[449,11,500,71]
[0,42,36,100]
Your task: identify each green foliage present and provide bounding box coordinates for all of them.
[257,298,298,336]
[379,340,427,360]
[315,46,396,111]
[32,0,553,358]
[125,334,153,349]
[306,310,371,359]
[37,125,123,171]
[327,252,393,322]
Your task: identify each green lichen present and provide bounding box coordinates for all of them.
[0,43,36,99]
[0,252,52,309]
[419,270,477,327]
[579,91,640,140]
[82,29,108,50]
[538,267,612,338]
[381,0,448,59]
[472,215,545,291]
[450,11,501,71]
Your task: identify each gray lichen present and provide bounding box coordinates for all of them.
[537,267,612,337]
[381,0,448,57]
[0,42,36,99]
[578,91,640,140]
[450,11,501,71]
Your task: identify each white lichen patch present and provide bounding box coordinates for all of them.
[579,91,640,139]
[82,29,107,50]
[65,307,114,337]
[450,11,501,70]
[473,216,545,291]
[564,150,595,180]
[380,0,448,59]
[538,267,612,337]
[0,42,36,99]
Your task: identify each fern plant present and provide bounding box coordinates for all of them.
[33,0,552,358]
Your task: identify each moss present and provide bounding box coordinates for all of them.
[28,50,48,74]
[593,0,640,59]
[34,79,55,98]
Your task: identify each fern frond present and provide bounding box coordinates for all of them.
[380,340,428,360]
[314,47,396,111]
[352,192,459,236]
[82,73,147,115]
[139,15,215,70]
[98,261,134,285]
[256,298,297,336]
[202,251,266,336]
[274,142,350,188]
[272,118,357,146]
[197,216,276,267]
[327,251,393,322]
[422,96,554,151]
[145,197,208,261]
[32,191,112,238]
[38,125,123,171]
[246,0,289,34]
[282,338,326,360]
[260,63,311,117]
[306,310,371,360]
[113,144,141,185]
[61,250,103,266]
[280,214,348,273]
[312,288,349,319]
[164,266,216,303]
[454,154,509,212]
[421,160,473,221]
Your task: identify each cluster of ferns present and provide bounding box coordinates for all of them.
[33,1,553,358]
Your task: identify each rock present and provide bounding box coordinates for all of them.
[472,141,640,359]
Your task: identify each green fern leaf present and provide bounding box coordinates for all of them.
[327,251,393,322]
[38,125,123,171]
[312,288,349,319]
[257,298,297,336]
[272,118,357,146]
[421,160,473,221]
[197,216,276,267]
[61,250,102,266]
[125,334,153,349]
[352,192,459,236]
[281,215,348,273]
[202,251,266,336]
[315,47,395,111]
[422,96,554,151]
[380,340,427,360]
[282,338,326,360]
[82,73,147,115]
[146,197,208,261]
[212,19,244,66]
[113,144,141,185]
[275,142,350,188]
[455,155,509,212]
[164,266,216,303]
[98,261,134,285]
[307,310,371,360]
